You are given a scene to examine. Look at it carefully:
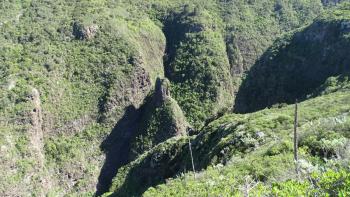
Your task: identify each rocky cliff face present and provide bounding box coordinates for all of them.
[154,78,171,106]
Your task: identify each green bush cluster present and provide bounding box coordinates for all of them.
[272,169,350,196]
[301,130,348,158]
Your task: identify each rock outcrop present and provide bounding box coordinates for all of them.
[73,21,99,40]
[130,67,152,108]
[129,77,188,159]
[154,77,171,106]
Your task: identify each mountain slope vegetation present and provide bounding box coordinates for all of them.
[106,90,350,196]
[0,0,349,196]
[105,3,350,196]
[144,91,350,197]
[235,3,350,113]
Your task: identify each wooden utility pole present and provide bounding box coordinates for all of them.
[294,99,299,175]
[187,128,196,179]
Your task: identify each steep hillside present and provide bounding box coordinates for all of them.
[107,91,350,196]
[162,8,234,128]
[105,3,350,196]
[157,0,323,128]
[0,0,347,196]
[0,1,166,196]
[96,78,188,195]
[235,3,350,113]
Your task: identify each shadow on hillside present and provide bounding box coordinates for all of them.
[234,20,350,113]
[111,141,191,196]
[109,125,242,196]
[95,105,141,196]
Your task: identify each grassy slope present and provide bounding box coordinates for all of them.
[127,90,350,197]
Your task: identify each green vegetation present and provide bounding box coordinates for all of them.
[159,0,323,128]
[1,0,350,196]
[272,169,350,196]
[235,3,350,113]
[144,166,350,196]
[108,91,350,196]
[163,7,233,128]
[0,0,165,195]
[130,96,188,159]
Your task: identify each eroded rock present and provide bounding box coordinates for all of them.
[154,77,171,106]
[73,21,99,40]
[130,66,152,107]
